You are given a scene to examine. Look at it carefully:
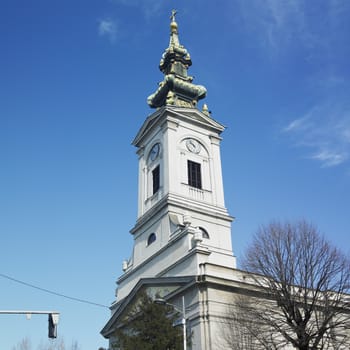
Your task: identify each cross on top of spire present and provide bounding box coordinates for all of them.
[170,9,177,22]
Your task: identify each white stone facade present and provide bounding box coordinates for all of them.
[115,106,236,302]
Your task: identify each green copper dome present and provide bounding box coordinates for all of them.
[147,10,207,109]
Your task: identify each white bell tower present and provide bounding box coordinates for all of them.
[115,13,236,301]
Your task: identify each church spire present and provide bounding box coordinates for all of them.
[168,9,180,48]
[147,10,207,109]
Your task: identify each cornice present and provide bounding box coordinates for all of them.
[130,192,233,235]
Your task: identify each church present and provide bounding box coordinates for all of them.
[101,12,350,350]
[100,11,242,349]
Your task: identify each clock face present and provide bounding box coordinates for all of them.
[186,139,201,154]
[150,143,160,161]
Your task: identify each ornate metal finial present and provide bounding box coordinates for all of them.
[147,11,207,109]
[202,103,210,116]
[170,9,178,34]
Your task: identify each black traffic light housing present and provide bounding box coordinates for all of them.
[48,313,58,338]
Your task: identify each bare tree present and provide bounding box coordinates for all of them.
[12,337,31,350]
[238,220,350,350]
[221,301,263,350]
[222,294,285,350]
[12,338,80,350]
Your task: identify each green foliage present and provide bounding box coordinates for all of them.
[113,291,183,350]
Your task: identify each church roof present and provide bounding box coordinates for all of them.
[147,10,207,109]
[100,276,195,338]
[132,105,226,147]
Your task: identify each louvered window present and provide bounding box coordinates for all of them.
[152,165,160,194]
[187,160,202,189]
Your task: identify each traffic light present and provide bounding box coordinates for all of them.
[48,313,59,338]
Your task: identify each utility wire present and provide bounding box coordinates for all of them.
[0,272,109,309]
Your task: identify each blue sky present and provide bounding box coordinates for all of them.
[1,1,349,349]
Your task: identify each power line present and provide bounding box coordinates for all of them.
[0,272,109,309]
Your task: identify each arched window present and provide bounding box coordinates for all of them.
[199,227,209,239]
[147,233,156,246]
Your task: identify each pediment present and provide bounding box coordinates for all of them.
[101,276,195,338]
[132,106,226,147]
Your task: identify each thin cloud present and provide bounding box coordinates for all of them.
[265,0,307,49]
[283,116,312,133]
[98,18,118,43]
[283,101,350,168]
[236,0,309,54]
[236,0,350,56]
[312,150,347,168]
[238,0,350,168]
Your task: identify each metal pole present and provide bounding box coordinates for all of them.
[0,311,59,314]
[182,296,186,350]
